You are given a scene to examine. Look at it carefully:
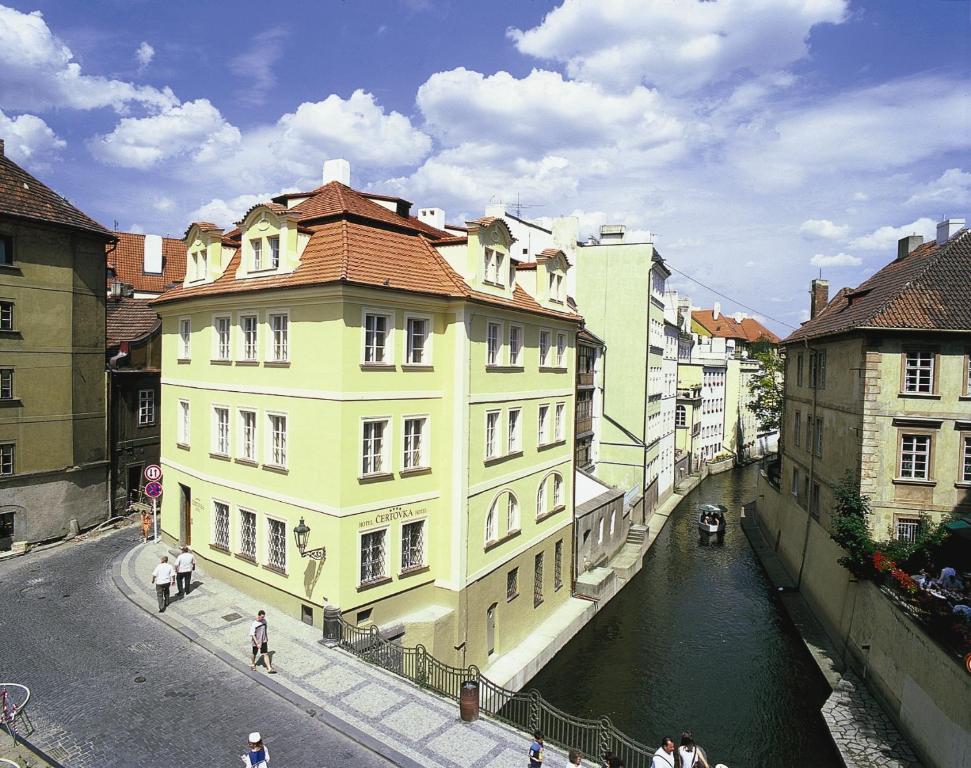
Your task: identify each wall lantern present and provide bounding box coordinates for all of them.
[293,517,326,561]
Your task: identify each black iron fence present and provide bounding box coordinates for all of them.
[328,619,658,767]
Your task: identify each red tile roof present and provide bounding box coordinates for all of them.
[0,150,112,237]
[739,318,780,344]
[693,310,780,345]
[107,232,186,294]
[106,296,160,346]
[785,228,971,343]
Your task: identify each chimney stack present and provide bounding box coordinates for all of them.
[143,234,163,274]
[713,301,721,320]
[811,279,829,319]
[418,207,445,231]
[897,234,923,260]
[0,138,4,157]
[936,217,966,246]
[322,158,351,186]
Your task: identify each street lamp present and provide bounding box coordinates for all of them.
[293,517,326,561]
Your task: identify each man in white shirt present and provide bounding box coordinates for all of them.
[249,610,276,673]
[651,737,675,768]
[151,555,176,612]
[175,546,196,597]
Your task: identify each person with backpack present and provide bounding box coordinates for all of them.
[677,732,709,768]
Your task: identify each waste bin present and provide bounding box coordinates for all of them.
[323,605,342,643]
[459,680,479,722]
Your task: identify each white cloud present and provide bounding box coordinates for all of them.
[799,218,849,240]
[849,218,936,252]
[0,6,176,112]
[0,109,65,163]
[88,99,242,169]
[135,41,154,71]
[508,0,847,93]
[229,27,287,106]
[906,168,971,208]
[189,192,276,228]
[810,252,861,267]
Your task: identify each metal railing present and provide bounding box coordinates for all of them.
[329,620,658,767]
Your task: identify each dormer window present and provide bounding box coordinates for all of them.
[548,272,563,303]
[268,236,280,269]
[251,239,264,270]
[199,249,208,279]
[484,248,504,287]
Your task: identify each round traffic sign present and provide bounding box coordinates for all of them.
[144,464,163,482]
[144,481,163,498]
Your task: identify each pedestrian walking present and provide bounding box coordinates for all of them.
[676,732,709,768]
[651,737,676,768]
[150,555,175,612]
[175,545,196,597]
[240,732,269,767]
[140,509,152,543]
[528,731,545,768]
[249,610,276,673]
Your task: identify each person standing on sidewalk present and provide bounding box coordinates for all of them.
[528,731,544,768]
[249,610,276,673]
[150,555,175,612]
[241,732,269,767]
[175,546,196,597]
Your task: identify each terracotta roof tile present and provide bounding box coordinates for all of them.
[106,296,160,346]
[516,262,537,270]
[739,317,780,344]
[107,232,186,294]
[0,151,112,237]
[785,229,971,342]
[692,310,748,340]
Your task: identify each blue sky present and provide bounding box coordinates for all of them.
[1,0,969,332]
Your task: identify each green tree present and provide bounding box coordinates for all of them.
[746,350,784,432]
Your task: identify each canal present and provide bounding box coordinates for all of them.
[530,464,842,768]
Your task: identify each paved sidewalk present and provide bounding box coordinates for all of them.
[115,540,571,768]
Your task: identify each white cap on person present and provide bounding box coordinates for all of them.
[249,732,261,743]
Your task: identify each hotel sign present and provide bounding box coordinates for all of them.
[358,504,427,529]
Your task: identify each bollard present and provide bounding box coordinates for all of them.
[459,680,480,722]
[322,604,342,644]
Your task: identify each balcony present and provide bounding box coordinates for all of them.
[678,386,702,401]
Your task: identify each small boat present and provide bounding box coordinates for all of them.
[698,504,727,535]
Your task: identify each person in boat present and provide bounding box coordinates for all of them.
[676,732,709,768]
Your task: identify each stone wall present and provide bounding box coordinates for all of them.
[1,463,109,543]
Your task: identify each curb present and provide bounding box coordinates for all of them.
[110,541,425,768]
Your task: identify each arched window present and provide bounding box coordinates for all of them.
[506,492,520,533]
[487,490,519,545]
[553,474,563,507]
[485,502,498,544]
[675,404,686,427]
[537,472,565,518]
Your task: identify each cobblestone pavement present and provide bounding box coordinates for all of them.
[0,529,395,768]
[822,674,922,768]
[115,537,574,768]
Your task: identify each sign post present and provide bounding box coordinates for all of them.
[144,470,164,544]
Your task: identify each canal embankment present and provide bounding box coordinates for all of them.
[739,503,924,768]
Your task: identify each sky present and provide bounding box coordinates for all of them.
[1,0,969,334]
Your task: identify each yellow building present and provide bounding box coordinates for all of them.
[153,177,579,669]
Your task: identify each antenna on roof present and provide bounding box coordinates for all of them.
[113,219,119,230]
[510,193,543,219]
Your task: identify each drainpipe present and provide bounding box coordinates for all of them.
[796,339,818,589]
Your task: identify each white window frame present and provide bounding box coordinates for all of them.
[402,415,429,471]
[552,473,564,509]
[238,408,257,462]
[137,388,155,426]
[554,402,565,442]
[212,405,230,457]
[178,317,191,359]
[265,514,288,572]
[538,404,549,445]
[267,235,280,270]
[265,412,288,469]
[486,320,503,367]
[178,399,190,445]
[536,480,546,519]
[239,313,259,361]
[362,309,394,365]
[359,526,389,585]
[899,433,931,480]
[539,329,552,367]
[506,492,520,533]
[212,499,231,550]
[485,410,501,459]
[251,238,264,271]
[404,314,432,366]
[555,332,566,367]
[485,500,499,544]
[962,435,971,483]
[895,516,920,544]
[267,310,289,362]
[0,443,14,476]
[213,314,232,361]
[507,407,522,454]
[361,417,391,477]
[903,350,935,393]
[508,324,524,367]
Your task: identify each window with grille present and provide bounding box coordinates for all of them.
[538,404,549,444]
[401,520,425,571]
[239,509,257,559]
[539,330,551,367]
[251,238,263,270]
[507,408,521,453]
[360,529,387,583]
[239,410,256,461]
[506,493,519,532]
[485,411,500,458]
[241,315,258,360]
[178,400,190,444]
[963,436,971,483]
[406,318,428,364]
[179,318,191,358]
[555,402,565,441]
[362,419,387,475]
[268,236,280,269]
[136,388,154,426]
[213,407,230,455]
[534,552,544,607]
[213,501,230,549]
[485,502,498,544]
[554,540,563,590]
[0,443,13,476]
[269,313,288,361]
[903,351,934,393]
[215,316,231,360]
[896,517,920,543]
[507,568,519,600]
[487,322,501,366]
[403,417,425,469]
[266,518,286,571]
[268,414,287,467]
[556,333,566,367]
[509,325,523,366]
[364,314,389,363]
[899,434,930,480]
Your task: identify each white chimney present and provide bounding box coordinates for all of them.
[143,234,163,274]
[418,207,445,231]
[323,158,351,186]
[936,217,966,246]
[713,301,721,320]
[733,312,745,322]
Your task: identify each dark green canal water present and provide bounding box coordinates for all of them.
[530,464,842,768]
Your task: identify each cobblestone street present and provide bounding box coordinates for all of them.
[0,529,395,768]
